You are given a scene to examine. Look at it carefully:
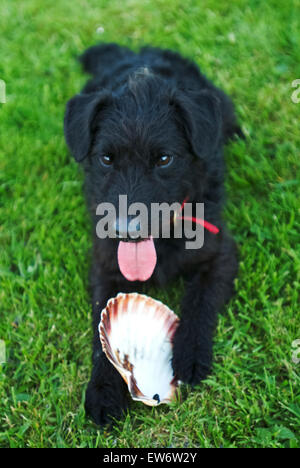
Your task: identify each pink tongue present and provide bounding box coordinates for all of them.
[117,237,157,281]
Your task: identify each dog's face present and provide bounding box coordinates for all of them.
[64,72,222,280]
[88,89,193,210]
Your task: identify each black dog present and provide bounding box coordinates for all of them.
[64,43,241,425]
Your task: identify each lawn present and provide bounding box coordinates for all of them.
[0,0,299,448]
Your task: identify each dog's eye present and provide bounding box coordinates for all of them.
[99,154,114,167]
[156,154,173,168]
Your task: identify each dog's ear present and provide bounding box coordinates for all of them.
[64,91,111,162]
[171,89,222,159]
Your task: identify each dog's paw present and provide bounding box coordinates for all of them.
[172,322,212,386]
[85,380,128,426]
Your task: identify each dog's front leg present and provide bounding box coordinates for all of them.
[172,233,238,386]
[85,279,129,426]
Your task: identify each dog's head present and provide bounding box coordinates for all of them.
[64,70,222,281]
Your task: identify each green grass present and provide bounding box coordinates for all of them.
[0,0,300,448]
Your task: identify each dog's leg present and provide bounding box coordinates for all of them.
[85,278,130,426]
[172,232,238,385]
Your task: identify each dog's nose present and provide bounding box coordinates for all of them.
[114,216,142,240]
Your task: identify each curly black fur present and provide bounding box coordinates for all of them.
[64,43,240,426]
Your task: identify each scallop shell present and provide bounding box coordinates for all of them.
[99,293,179,406]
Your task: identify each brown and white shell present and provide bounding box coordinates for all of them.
[99,293,179,406]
